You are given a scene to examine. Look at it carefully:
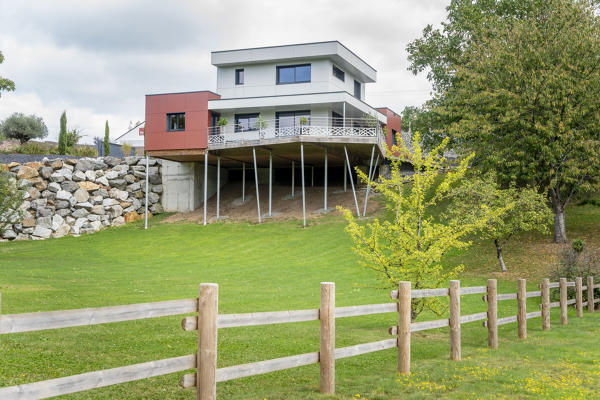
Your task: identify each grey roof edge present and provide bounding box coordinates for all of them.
[211,40,377,73]
[146,90,220,97]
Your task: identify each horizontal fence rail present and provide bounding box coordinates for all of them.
[0,276,597,399]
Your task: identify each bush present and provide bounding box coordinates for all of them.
[0,172,24,233]
[16,141,53,155]
[121,143,132,156]
[68,146,98,157]
[551,239,600,302]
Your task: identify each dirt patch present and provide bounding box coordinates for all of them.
[162,182,382,224]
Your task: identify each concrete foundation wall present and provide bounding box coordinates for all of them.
[161,160,229,212]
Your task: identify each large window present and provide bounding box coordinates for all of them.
[332,65,345,81]
[354,80,361,99]
[276,111,310,129]
[235,113,259,132]
[235,68,244,85]
[276,64,311,84]
[166,113,185,131]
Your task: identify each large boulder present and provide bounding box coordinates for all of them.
[72,170,86,181]
[36,216,53,230]
[71,208,89,219]
[56,190,73,201]
[78,181,100,192]
[124,211,140,223]
[85,170,96,182]
[51,214,64,231]
[53,223,71,238]
[73,188,89,203]
[17,165,39,180]
[75,159,95,171]
[48,182,62,193]
[111,216,125,226]
[91,205,105,215]
[108,179,127,190]
[2,229,17,240]
[104,156,121,167]
[39,166,53,179]
[32,225,52,239]
[61,181,79,192]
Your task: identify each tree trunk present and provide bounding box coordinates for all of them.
[494,239,507,272]
[551,193,567,243]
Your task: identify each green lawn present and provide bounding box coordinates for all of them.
[1,204,599,399]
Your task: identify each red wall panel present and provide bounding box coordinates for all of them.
[144,91,220,151]
[376,107,402,150]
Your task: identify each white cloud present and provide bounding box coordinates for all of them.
[0,0,450,142]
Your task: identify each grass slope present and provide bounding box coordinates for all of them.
[0,205,599,399]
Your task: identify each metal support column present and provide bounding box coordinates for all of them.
[344,146,360,216]
[362,145,375,217]
[343,163,347,192]
[300,144,306,227]
[242,162,246,203]
[144,155,149,230]
[203,151,208,226]
[268,151,272,217]
[311,166,314,187]
[324,148,328,211]
[291,161,295,198]
[253,147,261,223]
[216,156,221,219]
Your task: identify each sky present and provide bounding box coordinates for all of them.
[0,0,449,143]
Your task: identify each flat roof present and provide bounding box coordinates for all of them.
[145,90,220,97]
[211,41,377,83]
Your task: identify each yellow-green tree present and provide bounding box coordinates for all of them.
[339,133,501,320]
[448,172,553,272]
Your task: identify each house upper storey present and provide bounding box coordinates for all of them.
[211,41,377,101]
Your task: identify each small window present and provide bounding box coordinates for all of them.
[332,65,345,81]
[235,68,244,85]
[277,64,311,84]
[167,113,185,131]
[392,129,398,146]
[354,80,361,99]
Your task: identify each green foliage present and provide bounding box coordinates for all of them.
[256,115,268,129]
[0,172,24,233]
[65,128,82,149]
[121,143,132,156]
[217,117,228,127]
[0,113,48,144]
[298,116,309,126]
[68,145,98,157]
[339,133,500,319]
[572,238,585,254]
[0,50,15,97]
[440,0,600,243]
[15,141,53,155]
[448,172,552,271]
[104,120,110,156]
[57,111,67,154]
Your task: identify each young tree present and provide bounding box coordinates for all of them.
[104,121,110,156]
[0,113,48,144]
[0,173,24,234]
[339,133,503,320]
[0,51,15,97]
[440,0,600,243]
[448,173,553,272]
[57,111,68,154]
[65,128,83,149]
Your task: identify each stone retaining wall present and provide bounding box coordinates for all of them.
[1,156,163,241]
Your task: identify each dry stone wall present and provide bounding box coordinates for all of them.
[1,156,163,241]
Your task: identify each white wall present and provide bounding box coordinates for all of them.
[161,160,229,212]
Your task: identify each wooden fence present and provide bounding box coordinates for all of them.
[0,276,597,399]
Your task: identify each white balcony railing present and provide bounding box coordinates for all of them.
[207,117,384,147]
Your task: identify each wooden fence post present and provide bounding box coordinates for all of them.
[560,278,567,326]
[397,281,411,374]
[541,278,550,331]
[517,279,527,339]
[449,280,461,361]
[588,276,594,313]
[320,282,335,394]
[198,284,218,400]
[575,277,583,318]
[487,279,498,349]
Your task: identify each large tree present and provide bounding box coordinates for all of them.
[0,113,48,144]
[0,51,15,97]
[440,0,600,243]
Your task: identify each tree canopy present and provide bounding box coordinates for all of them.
[0,51,15,97]
[439,0,600,243]
[0,113,48,144]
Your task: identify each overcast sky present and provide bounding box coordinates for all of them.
[0,0,449,143]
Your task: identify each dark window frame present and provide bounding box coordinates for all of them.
[234,113,260,132]
[235,68,244,85]
[392,129,398,146]
[332,65,345,81]
[275,110,311,129]
[276,64,311,85]
[354,80,361,99]
[166,112,185,132]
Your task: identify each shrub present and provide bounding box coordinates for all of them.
[0,172,24,233]
[69,146,98,157]
[16,141,53,155]
[551,239,600,302]
[121,143,132,156]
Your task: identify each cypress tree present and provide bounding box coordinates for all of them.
[57,111,67,154]
[104,120,110,156]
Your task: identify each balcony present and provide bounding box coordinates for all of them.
[207,117,386,151]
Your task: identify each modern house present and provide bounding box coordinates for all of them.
[145,41,401,225]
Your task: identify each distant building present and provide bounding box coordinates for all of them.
[115,121,145,149]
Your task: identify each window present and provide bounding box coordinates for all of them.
[332,111,343,127]
[276,111,311,129]
[276,64,311,84]
[332,65,345,81]
[392,129,398,146]
[166,113,185,131]
[235,68,244,85]
[354,80,361,99]
[235,113,259,132]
